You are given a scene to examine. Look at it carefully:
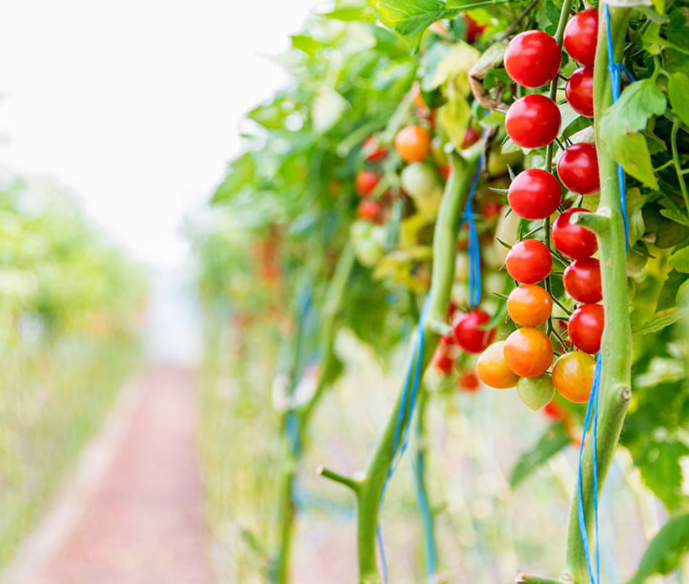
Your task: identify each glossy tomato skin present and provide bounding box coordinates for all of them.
[477,341,519,388]
[565,66,594,117]
[568,304,604,354]
[508,169,562,220]
[564,8,599,67]
[356,170,379,197]
[395,125,431,162]
[563,258,602,303]
[504,31,562,88]
[506,239,553,284]
[504,327,554,378]
[552,351,596,402]
[507,284,552,327]
[363,135,387,163]
[453,309,496,354]
[505,95,561,149]
[552,208,598,259]
[557,143,600,195]
[464,14,487,44]
[356,200,384,223]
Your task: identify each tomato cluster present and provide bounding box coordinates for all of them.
[475,10,606,408]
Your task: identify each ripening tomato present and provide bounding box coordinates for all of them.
[564,8,599,68]
[504,327,553,378]
[557,143,600,195]
[363,135,387,163]
[543,399,565,421]
[395,125,431,162]
[565,66,594,117]
[508,169,562,220]
[552,351,596,402]
[552,208,598,259]
[460,370,480,392]
[505,95,561,149]
[464,14,487,44]
[504,31,562,88]
[563,258,602,303]
[477,341,519,388]
[453,309,496,354]
[568,304,604,354]
[356,170,379,197]
[357,200,384,223]
[462,125,482,149]
[505,239,553,284]
[507,284,552,327]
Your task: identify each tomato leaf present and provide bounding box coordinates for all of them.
[366,0,456,45]
[656,269,688,311]
[627,514,689,584]
[509,422,571,487]
[668,72,689,126]
[633,307,689,334]
[212,153,257,204]
[668,245,689,273]
[599,79,667,188]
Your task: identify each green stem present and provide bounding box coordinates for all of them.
[328,148,480,584]
[670,119,689,214]
[561,7,633,583]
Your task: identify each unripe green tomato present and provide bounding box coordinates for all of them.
[517,374,555,411]
[488,149,522,177]
[350,221,385,267]
[451,282,469,307]
[401,162,441,200]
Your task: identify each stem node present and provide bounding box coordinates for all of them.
[316,466,361,493]
[569,211,609,234]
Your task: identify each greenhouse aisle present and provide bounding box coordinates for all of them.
[12,366,215,584]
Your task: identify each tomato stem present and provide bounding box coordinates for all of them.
[671,119,689,215]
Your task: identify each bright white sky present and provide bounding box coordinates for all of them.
[0,0,321,268]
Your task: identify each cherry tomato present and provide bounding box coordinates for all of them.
[462,125,482,149]
[557,143,599,195]
[504,30,562,88]
[508,169,562,220]
[565,66,594,117]
[356,170,379,197]
[505,95,561,149]
[507,284,552,327]
[482,200,503,220]
[505,239,553,284]
[395,125,431,162]
[464,14,487,44]
[434,349,454,375]
[564,8,599,67]
[460,371,480,392]
[356,200,384,223]
[504,327,553,378]
[543,399,565,421]
[477,341,519,388]
[563,258,602,303]
[440,334,456,347]
[363,135,387,163]
[552,208,598,259]
[552,351,596,402]
[453,309,496,354]
[568,304,604,354]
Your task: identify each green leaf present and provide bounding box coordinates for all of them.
[212,153,257,204]
[291,34,322,56]
[669,245,689,273]
[660,207,689,227]
[509,422,571,487]
[366,0,455,45]
[668,72,689,126]
[321,5,376,21]
[599,79,667,188]
[633,439,689,510]
[656,269,688,311]
[633,307,689,334]
[627,514,689,584]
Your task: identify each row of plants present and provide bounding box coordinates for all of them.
[192,0,689,582]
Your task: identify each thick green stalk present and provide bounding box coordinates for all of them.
[560,7,633,583]
[351,149,481,584]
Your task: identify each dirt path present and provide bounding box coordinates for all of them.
[13,366,215,584]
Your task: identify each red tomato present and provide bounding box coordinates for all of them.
[552,351,596,402]
[552,208,598,259]
[568,304,604,354]
[482,200,503,220]
[477,341,519,388]
[563,257,602,303]
[504,327,553,378]
[464,14,487,44]
[357,200,384,223]
[564,8,599,67]
[543,399,565,421]
[507,284,552,327]
[453,309,496,354]
[508,169,562,220]
[505,95,561,149]
[363,135,387,163]
[460,371,480,392]
[356,170,379,197]
[557,143,600,195]
[565,66,594,117]
[505,239,553,284]
[395,125,431,163]
[462,126,482,149]
[504,30,562,88]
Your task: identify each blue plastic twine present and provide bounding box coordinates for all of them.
[412,420,437,579]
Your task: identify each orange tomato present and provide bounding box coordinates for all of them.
[477,341,519,389]
[507,284,552,327]
[551,351,595,403]
[395,125,431,163]
[504,327,553,378]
